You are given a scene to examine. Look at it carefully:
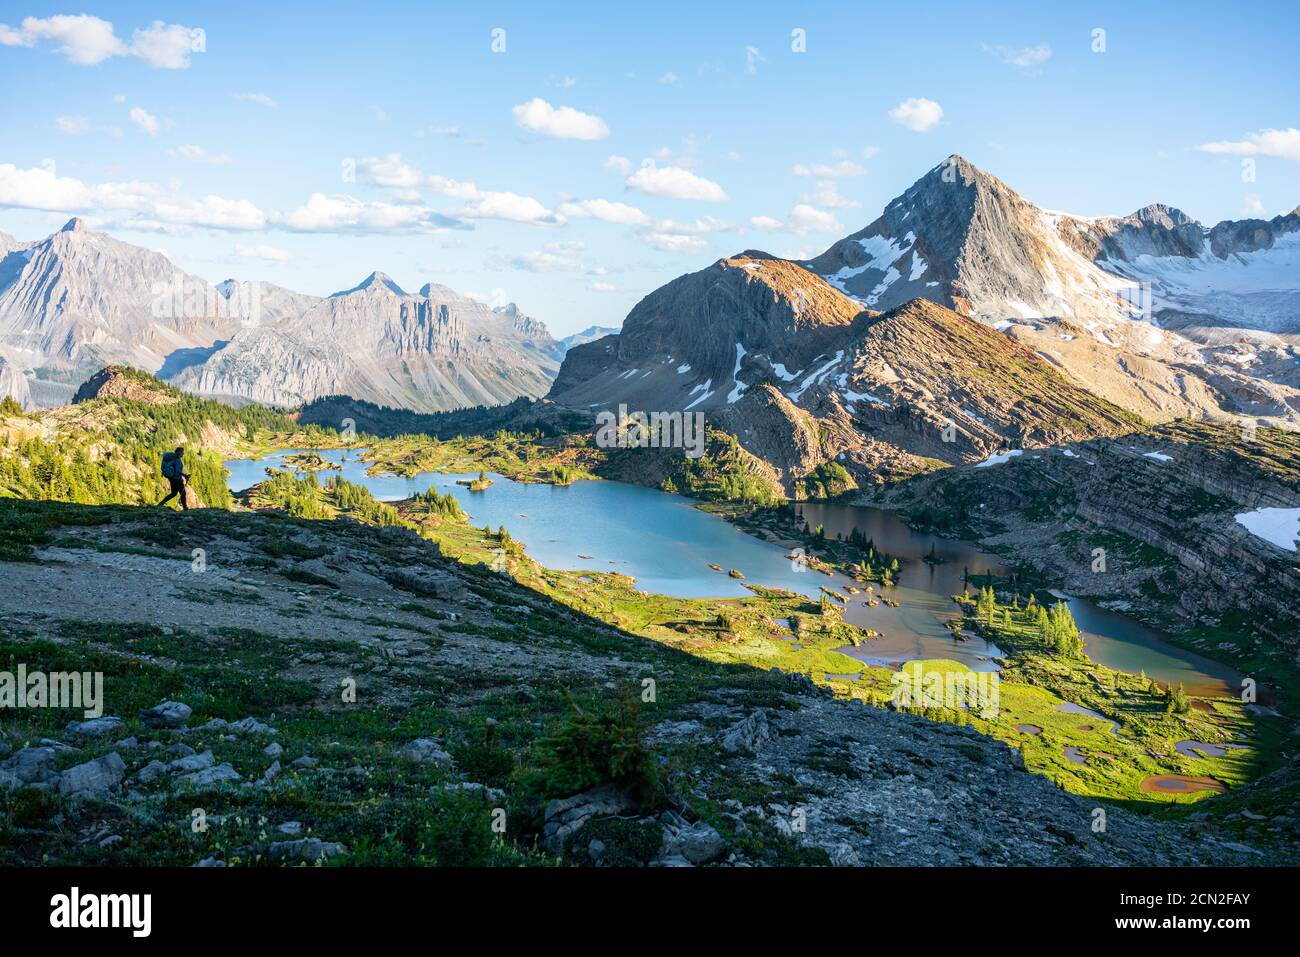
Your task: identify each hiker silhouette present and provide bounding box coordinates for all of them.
[158,446,190,510]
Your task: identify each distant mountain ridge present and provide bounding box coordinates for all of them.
[0,220,562,412]
[175,270,562,412]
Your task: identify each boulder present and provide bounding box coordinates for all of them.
[136,760,168,784]
[721,710,770,755]
[398,738,453,765]
[230,716,277,736]
[177,763,241,787]
[169,750,215,773]
[0,746,60,788]
[542,784,636,854]
[140,701,192,729]
[57,752,126,798]
[65,716,125,738]
[660,820,727,865]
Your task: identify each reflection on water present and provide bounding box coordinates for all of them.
[224,450,1243,693]
[797,503,1006,673]
[797,503,1243,698]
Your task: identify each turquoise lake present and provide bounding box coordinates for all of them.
[225,448,1244,696]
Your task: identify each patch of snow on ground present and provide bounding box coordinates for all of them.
[974,449,1024,468]
[727,342,748,403]
[1143,451,1173,462]
[676,363,691,374]
[1235,507,1300,552]
[787,351,843,402]
[843,389,890,407]
[823,233,916,300]
[684,386,714,410]
[771,362,800,382]
[909,251,928,281]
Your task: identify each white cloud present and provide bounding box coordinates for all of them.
[424,174,480,201]
[658,71,681,85]
[644,232,709,253]
[54,115,89,134]
[861,146,880,159]
[168,144,233,165]
[235,243,290,262]
[129,106,160,136]
[749,204,843,235]
[802,180,860,209]
[792,159,866,178]
[463,191,564,226]
[234,92,278,109]
[626,162,728,202]
[512,98,609,140]
[888,97,944,132]
[0,14,124,64]
[984,43,1052,69]
[745,45,765,74]
[129,21,205,69]
[0,162,266,230]
[0,15,204,68]
[1197,128,1300,164]
[505,242,585,272]
[275,193,453,233]
[652,216,735,235]
[358,154,425,189]
[587,281,616,292]
[604,155,632,175]
[557,198,650,225]
[416,126,460,138]
[358,154,564,226]
[635,216,734,254]
[1242,194,1267,217]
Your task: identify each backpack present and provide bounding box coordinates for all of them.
[161,453,182,479]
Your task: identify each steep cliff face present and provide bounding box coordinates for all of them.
[0,354,31,409]
[176,272,561,411]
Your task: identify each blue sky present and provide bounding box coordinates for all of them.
[1,1,1297,336]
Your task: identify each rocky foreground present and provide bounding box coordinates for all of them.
[0,500,1286,865]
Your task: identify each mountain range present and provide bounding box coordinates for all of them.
[550,155,1298,491]
[0,219,567,412]
[2,155,1296,444]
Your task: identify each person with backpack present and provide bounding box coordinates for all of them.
[158,446,191,510]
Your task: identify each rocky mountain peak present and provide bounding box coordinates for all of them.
[61,217,90,233]
[336,271,407,297]
[1130,203,1199,229]
[418,281,460,300]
